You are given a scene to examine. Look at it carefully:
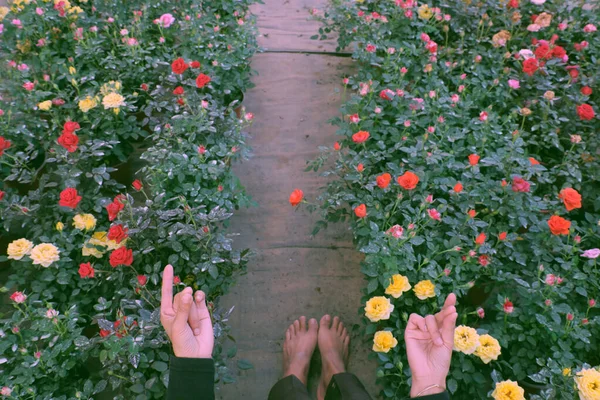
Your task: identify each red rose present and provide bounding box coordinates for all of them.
[289,189,303,206]
[174,275,181,284]
[522,58,539,76]
[352,130,370,143]
[108,224,129,243]
[171,57,189,74]
[453,182,463,193]
[59,188,82,208]
[379,89,394,101]
[478,254,489,266]
[109,247,133,267]
[57,131,79,152]
[195,73,211,88]
[507,0,518,8]
[137,275,147,286]
[468,209,477,218]
[78,262,95,278]
[581,86,592,96]
[356,163,364,172]
[551,45,566,59]
[529,157,540,165]
[567,66,579,79]
[397,171,419,190]
[177,98,185,106]
[0,136,11,156]
[0,190,4,201]
[511,177,530,192]
[173,86,184,96]
[132,179,143,191]
[190,60,201,68]
[498,232,507,241]
[503,298,514,314]
[106,197,125,221]
[468,154,480,166]
[333,142,341,150]
[99,329,111,337]
[548,215,571,235]
[376,173,392,189]
[576,103,595,120]
[535,44,552,60]
[140,83,149,91]
[354,204,367,218]
[62,121,80,134]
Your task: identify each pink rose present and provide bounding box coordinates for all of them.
[427,208,441,221]
[545,274,557,286]
[508,79,520,89]
[477,307,485,318]
[582,248,600,259]
[10,291,27,303]
[23,81,35,91]
[36,7,44,15]
[583,24,597,33]
[158,13,176,28]
[387,225,404,238]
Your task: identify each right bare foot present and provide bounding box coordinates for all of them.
[282,316,318,385]
[317,315,350,400]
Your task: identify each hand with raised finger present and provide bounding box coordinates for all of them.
[160,264,214,358]
[404,293,458,397]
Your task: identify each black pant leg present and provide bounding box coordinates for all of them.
[324,373,373,400]
[268,375,312,400]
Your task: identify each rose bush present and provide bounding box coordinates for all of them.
[307,0,599,398]
[0,0,257,398]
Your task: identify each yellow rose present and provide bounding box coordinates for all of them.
[68,66,76,75]
[453,325,480,354]
[373,331,398,353]
[78,96,98,113]
[0,6,10,21]
[474,334,501,364]
[102,92,126,109]
[413,280,436,300]
[492,30,511,48]
[364,296,394,322]
[73,214,97,230]
[16,39,31,53]
[7,238,34,260]
[30,243,60,267]
[492,380,525,400]
[38,100,52,111]
[82,243,104,258]
[536,12,552,28]
[576,368,600,400]
[385,274,411,298]
[68,5,83,14]
[417,4,433,20]
[56,222,64,231]
[89,231,123,250]
[100,81,122,95]
[53,0,71,9]
[563,368,572,376]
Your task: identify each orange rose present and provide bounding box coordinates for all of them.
[454,182,463,193]
[529,157,540,165]
[289,189,304,206]
[548,215,571,236]
[376,173,392,189]
[475,233,486,245]
[468,209,477,218]
[558,188,581,212]
[498,232,507,241]
[355,204,367,218]
[352,131,370,143]
[397,171,419,190]
[468,154,480,166]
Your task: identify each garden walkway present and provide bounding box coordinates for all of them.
[219,0,378,398]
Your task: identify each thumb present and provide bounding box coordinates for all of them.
[173,287,193,334]
[195,291,213,335]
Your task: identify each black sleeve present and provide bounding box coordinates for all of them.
[166,356,215,400]
[417,391,450,400]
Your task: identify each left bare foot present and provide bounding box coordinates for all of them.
[282,316,318,385]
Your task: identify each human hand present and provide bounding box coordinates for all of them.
[160,264,214,358]
[404,293,458,397]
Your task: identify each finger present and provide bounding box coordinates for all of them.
[161,265,174,315]
[407,313,428,333]
[435,304,457,326]
[443,293,457,310]
[173,287,194,333]
[425,315,443,346]
[441,312,458,345]
[188,301,202,336]
[194,291,213,336]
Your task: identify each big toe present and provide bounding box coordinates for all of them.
[320,314,331,330]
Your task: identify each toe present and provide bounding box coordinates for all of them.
[299,316,307,331]
[343,335,350,347]
[294,319,300,334]
[289,322,297,336]
[308,318,318,334]
[341,327,348,338]
[332,316,340,330]
[286,328,292,341]
[320,314,331,330]
[337,320,345,335]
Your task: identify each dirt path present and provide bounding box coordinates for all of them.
[218,0,378,398]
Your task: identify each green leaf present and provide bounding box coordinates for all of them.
[152,361,168,372]
[237,359,253,370]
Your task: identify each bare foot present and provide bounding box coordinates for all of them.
[282,316,318,385]
[317,315,350,400]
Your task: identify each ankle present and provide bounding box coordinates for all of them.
[283,368,308,385]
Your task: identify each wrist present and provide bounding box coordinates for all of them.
[410,378,446,398]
